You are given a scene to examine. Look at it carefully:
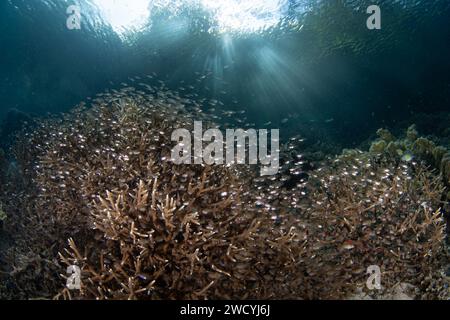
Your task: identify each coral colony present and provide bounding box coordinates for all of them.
[0,83,448,300]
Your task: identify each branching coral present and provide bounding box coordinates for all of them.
[57,177,306,299]
[246,143,449,298]
[2,87,307,300]
[0,87,448,300]
[301,152,448,298]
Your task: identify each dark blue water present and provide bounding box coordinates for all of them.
[1,0,449,153]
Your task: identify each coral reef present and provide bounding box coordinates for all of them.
[369,139,387,154]
[0,87,307,299]
[397,112,450,147]
[252,143,449,299]
[0,87,448,300]
[57,177,305,299]
[303,152,448,299]
[369,125,450,191]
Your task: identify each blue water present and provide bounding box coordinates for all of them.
[1,0,449,149]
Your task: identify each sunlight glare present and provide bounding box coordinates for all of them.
[93,0,152,34]
[93,0,288,35]
[201,0,287,33]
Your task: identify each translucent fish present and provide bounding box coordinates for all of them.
[401,152,414,162]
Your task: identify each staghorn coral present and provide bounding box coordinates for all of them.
[250,143,449,298]
[57,177,306,300]
[1,86,307,299]
[0,85,448,299]
[302,152,448,299]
